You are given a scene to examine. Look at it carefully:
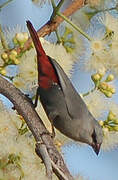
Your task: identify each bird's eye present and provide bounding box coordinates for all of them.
[92,130,97,143]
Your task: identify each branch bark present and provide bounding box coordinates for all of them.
[0,75,73,180]
[35,142,52,179]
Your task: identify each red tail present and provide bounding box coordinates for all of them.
[26,21,58,89]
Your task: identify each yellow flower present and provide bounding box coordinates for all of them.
[91,40,104,53]
[99,120,104,126]
[13,58,20,65]
[106,74,114,82]
[98,67,106,78]
[16,33,25,43]
[1,52,8,61]
[108,111,116,121]
[85,37,109,72]
[9,54,16,61]
[11,50,17,56]
[110,87,115,94]
[91,73,101,82]
[3,24,26,48]
[104,91,112,98]
[99,82,108,90]
[0,68,6,76]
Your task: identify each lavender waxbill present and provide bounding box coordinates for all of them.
[27,21,103,155]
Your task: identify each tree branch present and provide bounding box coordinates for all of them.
[16,0,85,54]
[35,142,52,179]
[0,75,74,180]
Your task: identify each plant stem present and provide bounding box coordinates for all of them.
[0,24,8,50]
[0,0,13,9]
[51,0,56,9]
[55,29,62,43]
[57,12,92,41]
[50,0,65,21]
[56,0,65,13]
[82,86,97,97]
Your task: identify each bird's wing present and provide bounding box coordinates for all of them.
[48,57,87,118]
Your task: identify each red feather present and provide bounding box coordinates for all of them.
[26,21,59,89]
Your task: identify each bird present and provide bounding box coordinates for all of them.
[26,20,103,155]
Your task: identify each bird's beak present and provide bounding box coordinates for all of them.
[92,143,101,155]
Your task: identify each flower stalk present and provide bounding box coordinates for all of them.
[56,11,92,41]
[50,0,65,21]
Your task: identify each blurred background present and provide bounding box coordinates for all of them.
[0,0,118,179]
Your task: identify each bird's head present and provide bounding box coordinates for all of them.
[78,119,103,155]
[91,130,102,155]
[90,121,103,155]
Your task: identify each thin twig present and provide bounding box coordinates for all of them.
[51,160,69,180]
[36,142,52,180]
[57,11,92,41]
[50,0,65,21]
[55,29,62,43]
[36,143,69,180]
[56,0,65,12]
[50,0,92,41]
[82,86,97,97]
[51,0,56,8]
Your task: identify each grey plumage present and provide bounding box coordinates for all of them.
[39,57,103,155]
[26,20,103,155]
